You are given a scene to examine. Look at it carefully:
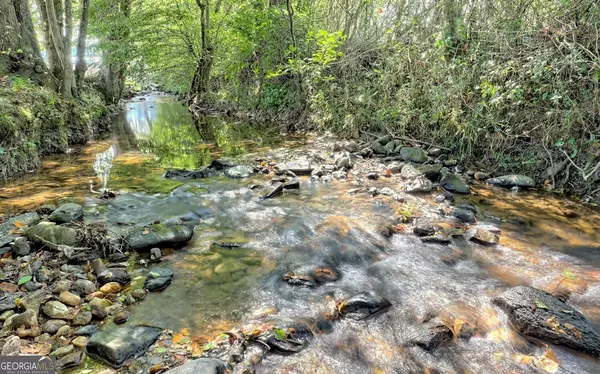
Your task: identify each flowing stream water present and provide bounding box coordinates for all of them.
[1,94,599,373]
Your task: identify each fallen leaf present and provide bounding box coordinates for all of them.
[17,275,32,286]
[535,346,560,373]
[564,323,583,339]
[273,328,286,341]
[142,227,152,235]
[172,333,184,344]
[13,221,24,228]
[181,327,190,336]
[535,299,549,310]
[154,347,167,354]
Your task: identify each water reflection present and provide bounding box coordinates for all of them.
[122,94,281,169]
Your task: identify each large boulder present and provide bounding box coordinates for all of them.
[86,325,162,368]
[486,175,535,188]
[48,203,84,224]
[399,147,428,163]
[163,358,225,374]
[440,172,470,194]
[339,291,392,320]
[493,286,600,356]
[126,223,193,250]
[26,222,79,248]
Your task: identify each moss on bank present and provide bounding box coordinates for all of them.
[0,76,109,181]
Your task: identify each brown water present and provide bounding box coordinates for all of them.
[2,94,600,373]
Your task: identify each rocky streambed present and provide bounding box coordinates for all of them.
[1,97,600,374]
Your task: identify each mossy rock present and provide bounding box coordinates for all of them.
[26,222,80,248]
[126,223,193,250]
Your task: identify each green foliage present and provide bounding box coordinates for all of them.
[18,275,32,286]
[0,79,108,181]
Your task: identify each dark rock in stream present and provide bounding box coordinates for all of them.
[163,358,225,374]
[261,183,284,199]
[493,286,600,356]
[48,203,84,224]
[407,318,453,351]
[486,174,535,188]
[261,322,314,354]
[86,325,162,368]
[126,223,194,250]
[97,268,131,286]
[450,208,476,224]
[413,224,435,237]
[283,180,300,190]
[339,291,392,320]
[56,350,85,371]
[144,268,174,291]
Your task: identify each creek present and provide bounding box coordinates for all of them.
[1,94,599,373]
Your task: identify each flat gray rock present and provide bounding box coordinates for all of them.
[126,223,193,250]
[86,325,162,368]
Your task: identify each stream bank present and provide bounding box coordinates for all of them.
[0,94,599,373]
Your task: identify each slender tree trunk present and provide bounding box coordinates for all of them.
[62,0,75,97]
[102,0,131,103]
[75,0,90,88]
[191,0,214,104]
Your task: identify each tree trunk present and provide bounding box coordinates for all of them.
[75,0,90,88]
[0,0,46,81]
[102,0,131,103]
[191,0,214,104]
[35,0,62,86]
[62,0,75,98]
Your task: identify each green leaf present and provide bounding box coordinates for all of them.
[203,341,215,351]
[18,275,32,286]
[150,272,160,277]
[273,328,286,341]
[535,299,549,310]
[155,347,167,353]
[561,310,574,314]
[563,270,575,280]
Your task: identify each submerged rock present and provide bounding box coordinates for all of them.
[261,184,283,199]
[226,165,254,179]
[26,222,79,248]
[407,318,453,351]
[163,358,225,374]
[48,203,84,224]
[339,291,392,320]
[86,325,162,368]
[487,174,535,188]
[493,286,600,355]
[144,268,174,291]
[450,208,476,224]
[466,226,500,245]
[126,223,193,250]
